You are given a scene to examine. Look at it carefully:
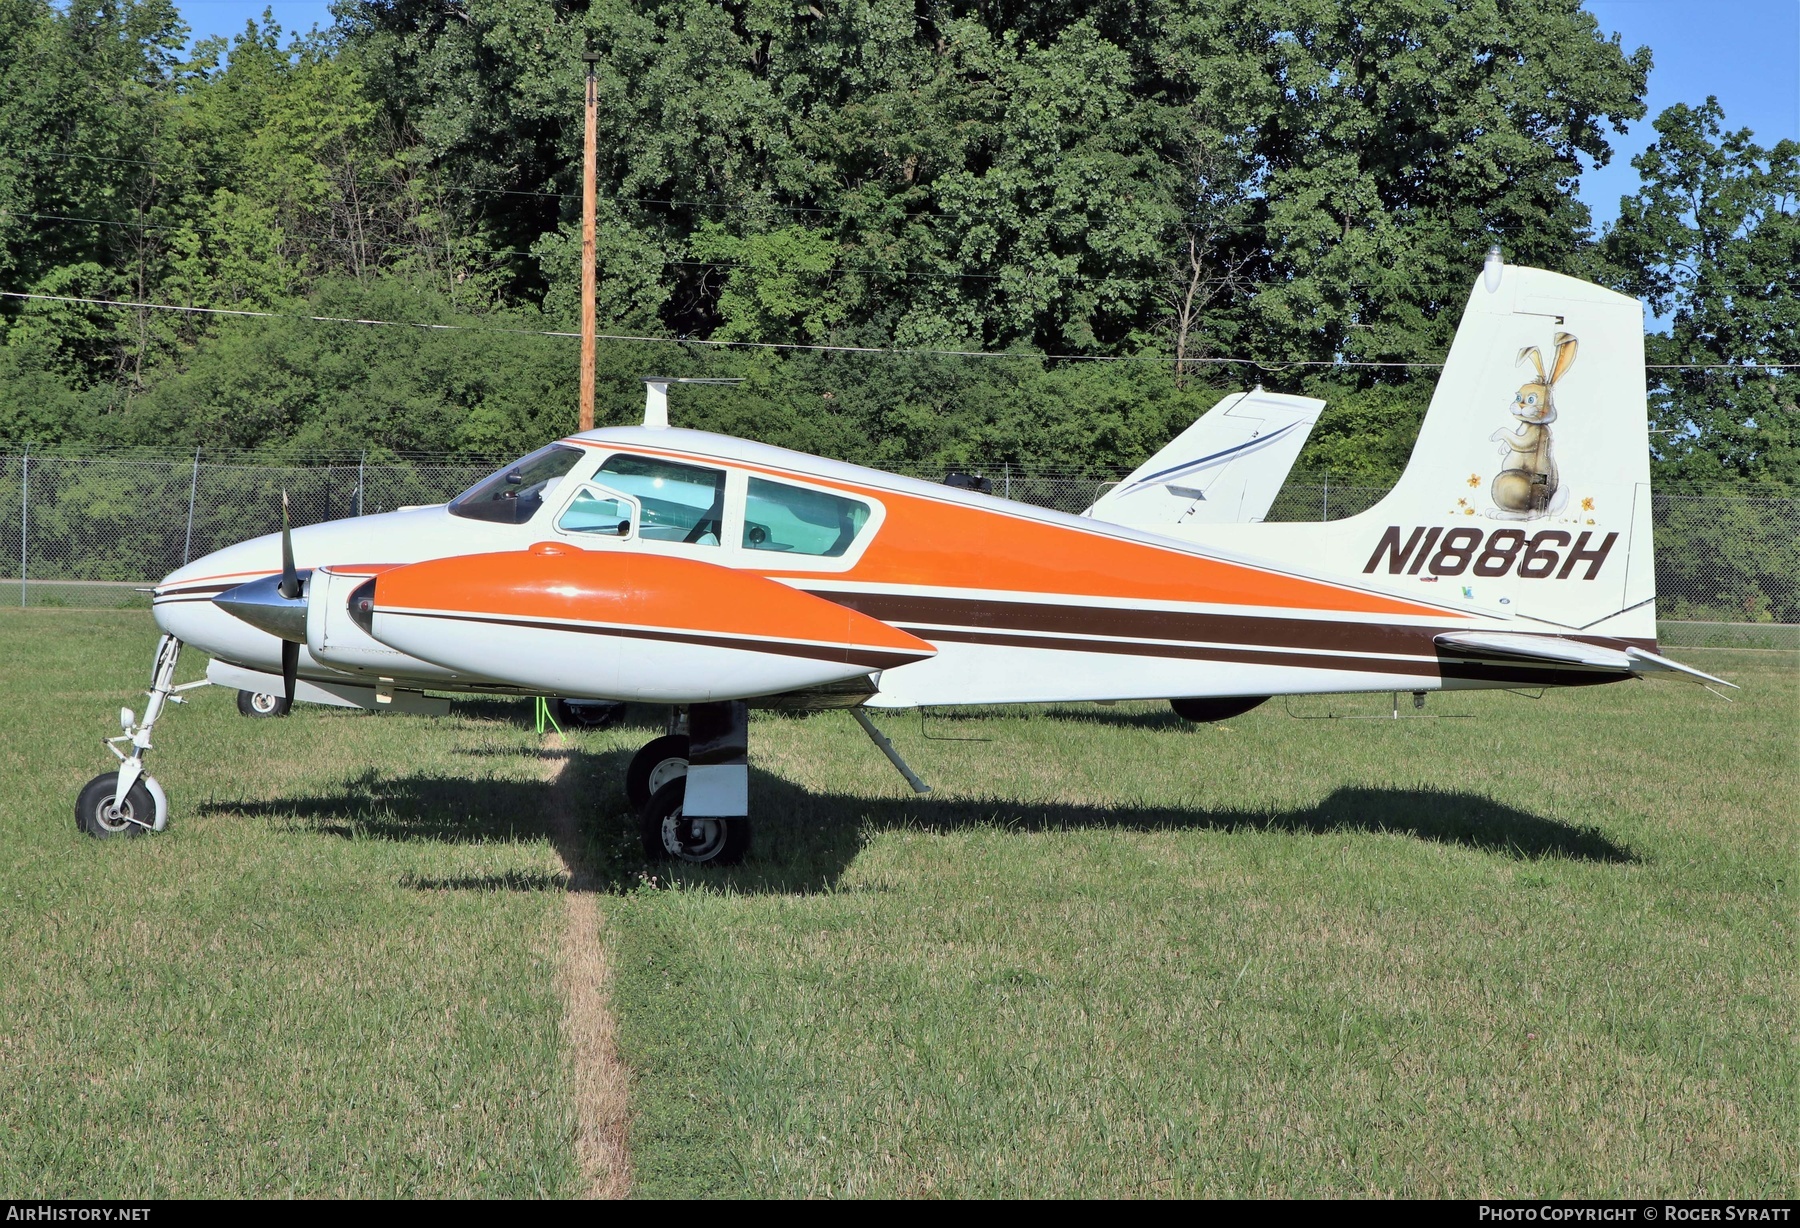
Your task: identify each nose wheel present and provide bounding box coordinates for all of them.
[79,633,196,840]
[75,773,155,839]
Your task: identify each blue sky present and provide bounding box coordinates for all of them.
[1582,0,1798,227]
[177,1,1799,236]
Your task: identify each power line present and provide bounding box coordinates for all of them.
[0,207,1510,300]
[0,205,1169,286]
[0,145,950,220]
[12,288,1797,373]
[0,289,1449,369]
[1,148,1502,294]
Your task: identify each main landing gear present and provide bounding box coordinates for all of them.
[622,701,932,867]
[633,701,748,866]
[76,634,206,839]
[237,688,291,718]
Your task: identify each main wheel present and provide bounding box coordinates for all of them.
[555,698,627,730]
[638,779,749,866]
[237,689,291,718]
[75,773,152,840]
[1169,695,1269,723]
[626,734,689,810]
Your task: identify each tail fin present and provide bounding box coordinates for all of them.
[1085,389,1324,527]
[1202,261,1655,640]
[1354,261,1653,635]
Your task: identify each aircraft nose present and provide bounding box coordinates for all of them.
[214,571,311,642]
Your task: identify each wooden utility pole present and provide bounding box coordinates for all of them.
[579,49,600,432]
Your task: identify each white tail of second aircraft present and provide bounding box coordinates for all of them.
[1194,257,1656,641]
[1084,389,1323,528]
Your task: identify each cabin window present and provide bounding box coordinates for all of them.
[741,478,870,557]
[447,444,583,524]
[595,454,727,545]
[556,485,636,538]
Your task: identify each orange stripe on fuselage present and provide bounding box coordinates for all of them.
[572,440,1456,619]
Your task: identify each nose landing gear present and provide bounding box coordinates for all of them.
[77,634,206,839]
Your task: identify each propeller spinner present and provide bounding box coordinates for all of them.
[212,490,307,707]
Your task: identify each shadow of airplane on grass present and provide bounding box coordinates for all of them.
[198,743,1638,896]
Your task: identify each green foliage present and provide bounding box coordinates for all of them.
[689,223,842,344]
[1603,99,1799,487]
[121,279,581,458]
[1291,380,1431,484]
[0,0,1777,491]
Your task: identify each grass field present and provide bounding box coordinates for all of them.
[0,609,1793,1197]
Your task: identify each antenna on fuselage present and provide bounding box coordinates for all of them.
[640,377,743,430]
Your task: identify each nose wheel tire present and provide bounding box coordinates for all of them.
[626,734,689,811]
[237,689,291,718]
[639,780,749,866]
[75,774,152,840]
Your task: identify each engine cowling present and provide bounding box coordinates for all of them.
[360,542,936,702]
[305,565,475,681]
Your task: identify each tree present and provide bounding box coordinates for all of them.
[1163,128,1254,385]
[0,0,1665,479]
[1603,99,1799,487]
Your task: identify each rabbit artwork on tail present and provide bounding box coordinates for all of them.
[1488,330,1576,519]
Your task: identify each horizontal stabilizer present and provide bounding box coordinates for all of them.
[1623,645,1737,688]
[1434,632,1736,687]
[1435,631,1632,670]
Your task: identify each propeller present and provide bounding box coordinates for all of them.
[212,492,309,708]
[281,639,298,708]
[278,490,301,600]
[278,490,299,704]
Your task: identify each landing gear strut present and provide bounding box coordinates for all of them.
[76,634,205,839]
[637,701,748,866]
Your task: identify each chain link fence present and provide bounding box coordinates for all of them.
[2,452,1794,645]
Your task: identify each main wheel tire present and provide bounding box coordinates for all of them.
[237,689,291,718]
[638,779,749,866]
[75,773,152,840]
[554,698,627,730]
[1169,695,1269,723]
[626,734,689,810]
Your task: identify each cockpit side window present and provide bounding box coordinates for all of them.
[557,484,637,538]
[595,454,727,545]
[742,477,870,557]
[447,444,583,524]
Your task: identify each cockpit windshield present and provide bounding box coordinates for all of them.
[447,444,584,524]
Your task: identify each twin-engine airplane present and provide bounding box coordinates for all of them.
[80,255,1730,863]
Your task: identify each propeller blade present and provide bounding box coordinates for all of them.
[278,489,301,600]
[281,639,298,708]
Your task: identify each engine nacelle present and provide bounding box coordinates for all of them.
[359,542,936,702]
[306,565,475,682]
